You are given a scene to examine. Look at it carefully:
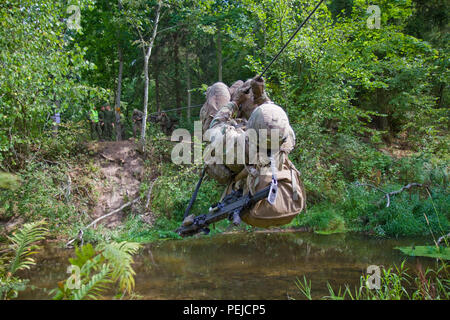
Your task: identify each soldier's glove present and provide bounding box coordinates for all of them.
[251,75,271,106]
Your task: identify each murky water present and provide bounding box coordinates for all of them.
[18,231,436,300]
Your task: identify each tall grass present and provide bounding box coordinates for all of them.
[296,261,449,300]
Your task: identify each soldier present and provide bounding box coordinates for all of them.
[132,109,144,139]
[104,105,115,140]
[89,106,102,140]
[157,112,176,135]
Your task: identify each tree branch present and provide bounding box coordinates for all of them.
[355,182,423,208]
[65,197,141,248]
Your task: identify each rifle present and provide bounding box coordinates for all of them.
[176,183,277,237]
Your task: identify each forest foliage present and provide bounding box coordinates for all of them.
[0,0,448,239]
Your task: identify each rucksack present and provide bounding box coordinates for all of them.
[240,154,306,228]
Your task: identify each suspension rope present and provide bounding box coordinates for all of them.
[259,0,325,78]
[149,104,203,116]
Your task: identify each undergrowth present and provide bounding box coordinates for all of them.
[0,121,448,243]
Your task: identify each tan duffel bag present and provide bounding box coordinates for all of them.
[241,156,306,228]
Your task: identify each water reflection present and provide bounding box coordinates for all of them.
[18,232,434,300]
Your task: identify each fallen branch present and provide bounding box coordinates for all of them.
[42,159,60,166]
[65,197,140,248]
[100,153,124,164]
[86,197,140,229]
[355,182,423,207]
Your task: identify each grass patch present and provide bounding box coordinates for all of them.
[294,182,449,238]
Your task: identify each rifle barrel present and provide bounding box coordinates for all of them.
[176,186,271,237]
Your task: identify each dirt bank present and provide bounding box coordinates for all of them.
[86,139,145,228]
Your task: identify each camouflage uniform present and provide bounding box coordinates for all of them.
[104,108,115,140]
[132,109,144,139]
[160,113,177,135]
[98,107,106,140]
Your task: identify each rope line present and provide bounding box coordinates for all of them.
[259,0,325,78]
[149,104,203,116]
[151,1,325,116]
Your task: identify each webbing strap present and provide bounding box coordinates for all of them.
[268,155,278,205]
[291,168,299,201]
[270,155,277,181]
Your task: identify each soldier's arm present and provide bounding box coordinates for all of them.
[251,76,271,106]
[209,102,238,129]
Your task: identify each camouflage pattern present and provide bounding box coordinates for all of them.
[200,82,231,132]
[104,107,115,140]
[132,109,144,139]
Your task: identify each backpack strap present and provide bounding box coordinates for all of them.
[268,155,278,205]
[291,168,299,201]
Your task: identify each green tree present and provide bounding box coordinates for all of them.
[0,0,107,169]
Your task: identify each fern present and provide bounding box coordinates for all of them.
[52,241,141,300]
[98,242,141,294]
[69,243,97,268]
[7,220,48,275]
[1,220,47,299]
[72,264,112,300]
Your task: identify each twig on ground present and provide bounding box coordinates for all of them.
[42,159,60,166]
[100,153,124,164]
[100,153,114,161]
[85,197,141,229]
[65,197,141,248]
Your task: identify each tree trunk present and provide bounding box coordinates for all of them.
[140,1,162,146]
[279,20,284,46]
[141,56,150,144]
[437,83,445,109]
[217,25,222,82]
[154,45,161,112]
[263,19,267,61]
[115,46,123,141]
[186,51,191,121]
[173,33,182,118]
